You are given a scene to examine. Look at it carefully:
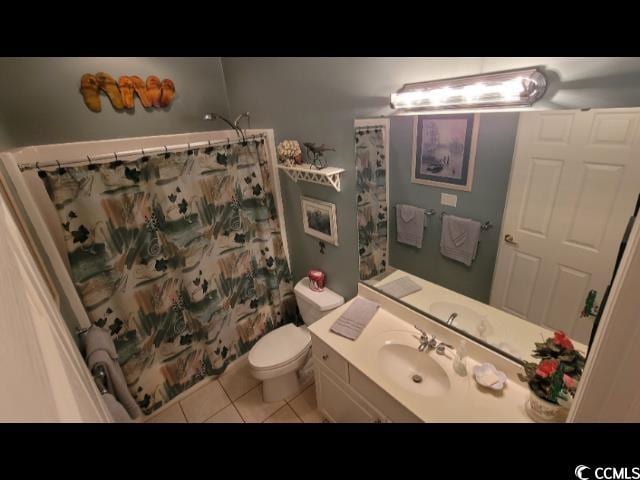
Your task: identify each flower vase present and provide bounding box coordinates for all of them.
[526,391,568,423]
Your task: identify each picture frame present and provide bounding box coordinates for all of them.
[411,113,480,192]
[301,196,339,246]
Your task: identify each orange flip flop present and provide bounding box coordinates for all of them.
[96,72,124,110]
[146,76,162,108]
[118,76,135,109]
[130,75,152,108]
[159,79,176,107]
[80,73,101,112]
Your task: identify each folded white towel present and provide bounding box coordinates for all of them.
[103,393,134,423]
[84,326,142,420]
[396,204,425,248]
[440,214,481,266]
[330,298,379,341]
[379,276,422,298]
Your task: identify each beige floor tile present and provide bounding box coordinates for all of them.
[264,405,302,423]
[205,404,244,423]
[234,384,285,423]
[180,380,230,423]
[288,384,325,423]
[218,357,261,401]
[146,403,187,423]
[284,377,315,402]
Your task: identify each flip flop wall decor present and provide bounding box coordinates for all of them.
[80,73,176,112]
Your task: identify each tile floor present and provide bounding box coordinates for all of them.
[146,356,326,424]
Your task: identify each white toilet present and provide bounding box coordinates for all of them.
[248,277,344,402]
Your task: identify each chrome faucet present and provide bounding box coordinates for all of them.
[414,325,454,355]
[413,325,437,352]
[447,312,458,326]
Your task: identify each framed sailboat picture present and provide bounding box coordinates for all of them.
[411,113,480,191]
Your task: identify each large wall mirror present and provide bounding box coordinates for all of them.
[356,108,640,363]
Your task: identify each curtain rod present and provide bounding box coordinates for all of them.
[17,133,268,172]
[355,125,386,129]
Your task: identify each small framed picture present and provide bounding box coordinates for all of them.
[301,196,339,246]
[411,113,480,191]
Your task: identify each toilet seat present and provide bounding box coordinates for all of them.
[248,324,311,371]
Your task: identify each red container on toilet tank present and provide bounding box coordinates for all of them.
[307,269,326,292]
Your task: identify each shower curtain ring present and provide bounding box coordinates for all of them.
[87,155,92,165]
[141,148,145,155]
[114,152,118,162]
[164,145,168,154]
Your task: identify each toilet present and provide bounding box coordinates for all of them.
[248,277,344,402]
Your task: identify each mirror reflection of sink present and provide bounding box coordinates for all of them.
[430,301,493,339]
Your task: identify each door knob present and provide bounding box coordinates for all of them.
[504,234,517,244]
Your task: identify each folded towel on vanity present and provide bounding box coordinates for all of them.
[440,214,481,266]
[330,297,380,341]
[379,276,422,298]
[396,204,425,248]
[84,325,142,420]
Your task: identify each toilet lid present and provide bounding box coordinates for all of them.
[249,324,311,370]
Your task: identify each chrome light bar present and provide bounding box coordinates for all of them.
[390,67,547,111]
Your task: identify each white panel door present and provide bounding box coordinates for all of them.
[0,188,111,422]
[491,109,640,344]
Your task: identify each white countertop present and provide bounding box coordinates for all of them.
[309,293,534,422]
[368,269,587,363]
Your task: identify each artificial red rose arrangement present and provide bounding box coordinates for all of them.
[518,330,586,406]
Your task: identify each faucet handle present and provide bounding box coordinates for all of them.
[413,325,428,338]
[435,342,454,355]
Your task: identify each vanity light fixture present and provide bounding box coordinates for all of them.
[390,67,547,111]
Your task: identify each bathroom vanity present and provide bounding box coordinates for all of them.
[309,283,533,423]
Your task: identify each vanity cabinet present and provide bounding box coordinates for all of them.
[311,334,422,423]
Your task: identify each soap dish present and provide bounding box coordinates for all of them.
[473,363,507,391]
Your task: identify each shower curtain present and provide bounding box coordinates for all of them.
[39,139,297,415]
[356,126,388,281]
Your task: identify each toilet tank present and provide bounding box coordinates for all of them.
[294,278,344,325]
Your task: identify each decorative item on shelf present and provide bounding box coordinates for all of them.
[276,140,303,166]
[301,196,339,246]
[307,269,326,291]
[80,73,176,112]
[519,330,586,423]
[303,142,335,169]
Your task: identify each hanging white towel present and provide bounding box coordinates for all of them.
[84,325,142,420]
[396,204,425,248]
[440,214,481,266]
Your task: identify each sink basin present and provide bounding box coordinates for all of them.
[430,301,493,339]
[377,343,451,397]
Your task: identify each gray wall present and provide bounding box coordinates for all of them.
[388,113,519,303]
[0,57,230,149]
[3,57,640,303]
[221,57,640,301]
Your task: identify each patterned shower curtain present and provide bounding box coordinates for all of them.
[39,138,297,415]
[356,125,388,281]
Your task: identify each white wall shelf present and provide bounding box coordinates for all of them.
[278,164,345,192]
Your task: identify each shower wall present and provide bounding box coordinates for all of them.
[0,57,230,150]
